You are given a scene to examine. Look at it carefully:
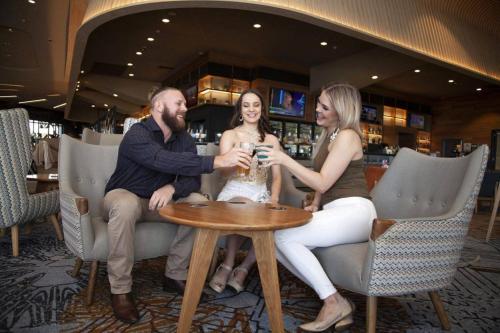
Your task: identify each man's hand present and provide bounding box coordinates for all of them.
[149,184,175,210]
[214,147,252,169]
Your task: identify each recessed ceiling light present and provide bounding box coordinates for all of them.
[320,41,328,46]
[162,18,170,23]
[476,88,482,91]
[75,88,79,91]
[127,62,133,66]
[104,103,108,107]
[136,51,142,55]
[19,98,47,104]
[371,75,379,80]
[80,70,84,74]
[53,102,66,109]
[128,73,135,77]
[8,28,13,32]
[113,93,118,97]
[28,0,36,3]
[147,37,154,42]
[253,23,262,29]
[91,104,95,108]
[414,69,421,73]
[0,95,17,98]
[448,79,454,83]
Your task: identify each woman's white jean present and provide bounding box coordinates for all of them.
[274,196,377,299]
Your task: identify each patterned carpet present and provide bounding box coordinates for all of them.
[1,219,499,333]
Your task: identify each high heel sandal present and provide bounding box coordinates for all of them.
[334,313,353,332]
[300,298,355,332]
[226,266,248,293]
[208,264,232,293]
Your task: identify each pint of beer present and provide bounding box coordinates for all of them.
[237,142,255,176]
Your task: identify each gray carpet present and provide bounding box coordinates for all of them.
[0,223,499,332]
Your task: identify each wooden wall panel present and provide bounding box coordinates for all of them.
[431,91,500,152]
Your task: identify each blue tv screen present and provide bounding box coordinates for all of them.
[361,105,378,122]
[269,88,306,118]
[410,114,425,129]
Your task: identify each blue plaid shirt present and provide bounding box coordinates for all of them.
[105,117,214,199]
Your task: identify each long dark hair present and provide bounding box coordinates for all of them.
[229,89,273,142]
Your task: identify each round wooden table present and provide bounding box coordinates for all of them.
[159,201,312,333]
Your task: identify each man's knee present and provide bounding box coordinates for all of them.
[104,189,142,222]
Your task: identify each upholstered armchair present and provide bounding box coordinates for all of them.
[0,108,62,256]
[81,128,123,145]
[314,146,488,332]
[58,134,181,305]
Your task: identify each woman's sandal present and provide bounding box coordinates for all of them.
[208,263,232,293]
[226,266,248,293]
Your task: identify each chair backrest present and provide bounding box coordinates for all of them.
[59,134,119,217]
[0,108,31,227]
[81,128,123,146]
[371,146,489,219]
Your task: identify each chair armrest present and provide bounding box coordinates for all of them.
[370,218,396,240]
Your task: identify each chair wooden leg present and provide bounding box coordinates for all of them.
[48,214,64,241]
[429,291,451,330]
[486,184,500,242]
[367,296,377,333]
[11,225,19,257]
[71,257,84,277]
[86,261,99,306]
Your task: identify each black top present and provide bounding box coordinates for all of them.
[105,117,215,199]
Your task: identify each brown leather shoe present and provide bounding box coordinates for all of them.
[111,293,139,324]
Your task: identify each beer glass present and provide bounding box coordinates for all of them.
[237,142,255,176]
[256,144,273,167]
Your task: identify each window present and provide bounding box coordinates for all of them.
[29,120,63,143]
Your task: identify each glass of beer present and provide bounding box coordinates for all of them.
[237,142,255,176]
[256,144,273,167]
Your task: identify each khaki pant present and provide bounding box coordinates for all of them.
[103,188,208,294]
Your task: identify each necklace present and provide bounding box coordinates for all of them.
[329,128,340,142]
[238,127,260,141]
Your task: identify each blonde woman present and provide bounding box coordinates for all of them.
[208,89,282,294]
[260,83,376,332]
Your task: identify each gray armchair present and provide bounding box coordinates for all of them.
[0,108,61,256]
[81,128,123,145]
[58,134,180,305]
[314,146,488,332]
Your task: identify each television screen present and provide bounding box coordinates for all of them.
[361,105,378,122]
[269,88,306,118]
[410,114,425,129]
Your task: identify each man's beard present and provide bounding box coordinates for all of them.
[161,106,185,133]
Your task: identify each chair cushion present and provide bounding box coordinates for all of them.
[314,242,370,294]
[91,216,179,261]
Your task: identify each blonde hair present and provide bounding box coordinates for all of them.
[313,82,362,158]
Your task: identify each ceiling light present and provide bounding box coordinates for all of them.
[80,70,84,74]
[28,0,36,3]
[19,98,47,104]
[127,62,133,66]
[448,79,454,83]
[136,51,142,55]
[0,95,17,98]
[77,81,80,84]
[113,93,118,97]
[320,41,328,46]
[162,18,170,23]
[47,93,60,97]
[253,23,262,29]
[371,75,379,80]
[53,102,66,109]
[75,88,79,91]
[414,69,421,73]
[0,88,18,92]
[476,88,482,91]
[91,104,95,108]
[147,37,154,42]
[104,103,108,107]
[8,28,13,32]
[128,73,135,77]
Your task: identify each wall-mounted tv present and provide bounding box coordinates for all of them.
[269,88,306,118]
[410,113,425,129]
[361,105,378,122]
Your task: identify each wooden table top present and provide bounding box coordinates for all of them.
[26,173,58,182]
[159,201,312,231]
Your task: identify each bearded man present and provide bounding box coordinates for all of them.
[103,87,251,323]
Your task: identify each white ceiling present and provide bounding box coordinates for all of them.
[1,2,498,122]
